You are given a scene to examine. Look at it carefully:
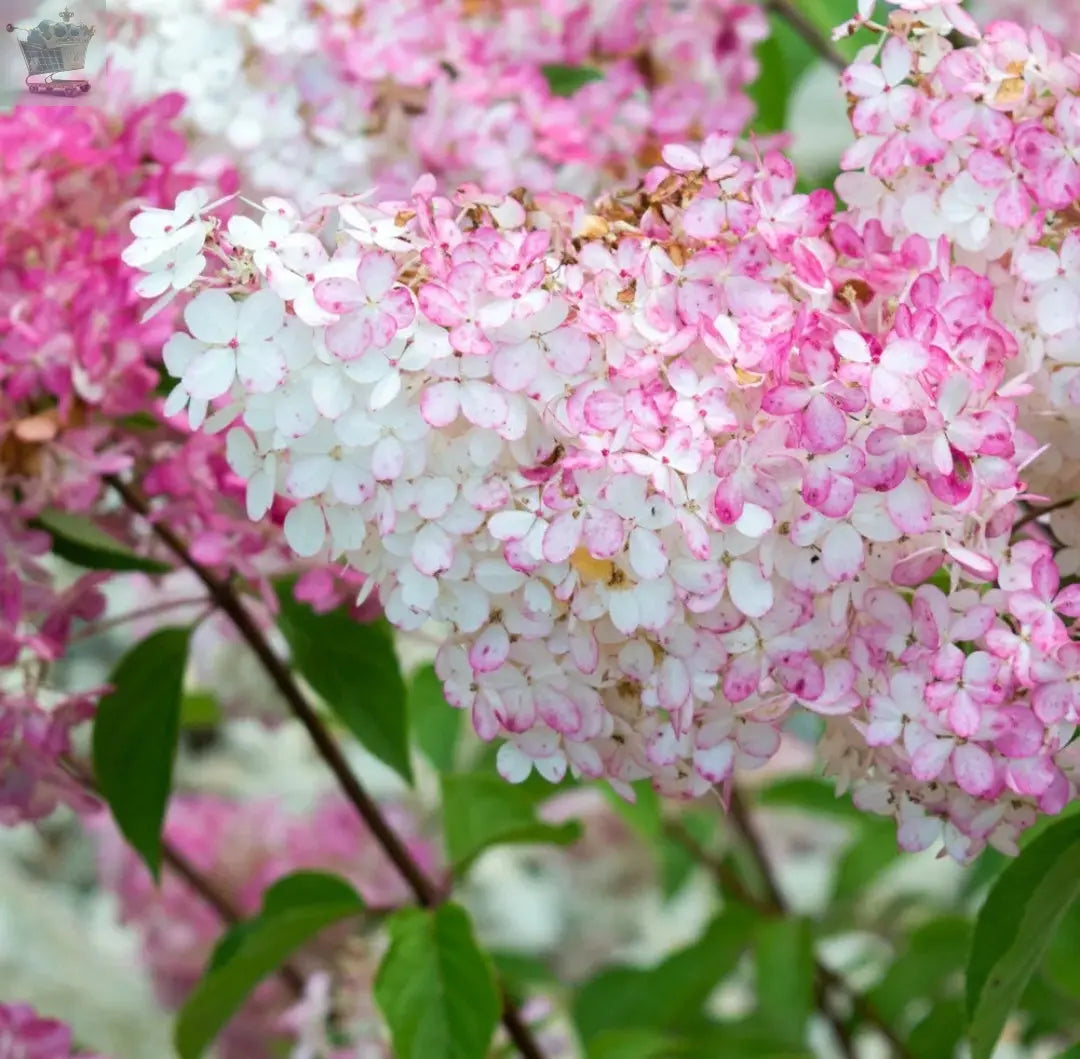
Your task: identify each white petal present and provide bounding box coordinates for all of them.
[628,528,668,579]
[134,270,172,298]
[325,506,366,552]
[247,465,275,520]
[284,501,326,557]
[162,332,204,378]
[534,754,568,783]
[183,346,236,400]
[608,590,641,634]
[286,456,333,499]
[728,560,774,618]
[227,214,266,250]
[496,743,533,783]
[236,341,286,393]
[237,288,286,343]
[225,427,257,478]
[412,523,454,575]
[460,381,508,431]
[184,289,240,345]
[311,368,353,419]
[162,384,189,419]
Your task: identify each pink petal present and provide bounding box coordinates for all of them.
[420,381,460,427]
[469,623,510,674]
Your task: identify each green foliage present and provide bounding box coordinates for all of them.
[830,818,902,903]
[1044,899,1080,998]
[35,508,171,574]
[488,951,556,1005]
[440,772,581,874]
[572,908,757,1046]
[175,872,364,1059]
[92,627,191,879]
[909,999,966,1059]
[275,580,412,783]
[541,63,604,97]
[374,903,500,1059]
[407,663,462,772]
[179,692,222,729]
[966,814,1080,1059]
[869,916,971,1028]
[748,33,791,134]
[753,918,814,1045]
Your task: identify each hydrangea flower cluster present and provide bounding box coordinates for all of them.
[105,0,766,203]
[0,98,208,826]
[0,98,363,826]
[0,1003,107,1059]
[137,103,1080,859]
[94,793,437,1059]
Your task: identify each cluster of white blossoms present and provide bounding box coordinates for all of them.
[128,126,1080,861]
[102,0,765,205]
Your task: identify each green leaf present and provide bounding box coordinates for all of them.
[1042,893,1080,998]
[35,508,172,574]
[966,814,1080,1059]
[573,909,757,1045]
[831,819,900,903]
[659,813,715,901]
[275,581,412,783]
[175,872,364,1059]
[754,918,814,1045]
[489,951,555,1004]
[374,903,500,1059]
[870,916,970,1027]
[440,772,581,874]
[909,998,965,1059]
[541,63,604,97]
[407,664,462,773]
[602,781,663,840]
[587,1030,678,1059]
[757,777,863,822]
[684,1022,817,1058]
[748,33,792,133]
[180,692,222,729]
[92,627,191,879]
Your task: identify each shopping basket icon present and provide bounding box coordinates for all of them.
[5,6,94,97]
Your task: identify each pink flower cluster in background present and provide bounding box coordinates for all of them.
[0,1003,106,1059]
[105,0,767,203]
[93,793,438,1058]
[0,98,202,826]
[0,97,375,825]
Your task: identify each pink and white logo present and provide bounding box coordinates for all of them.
[3,2,103,108]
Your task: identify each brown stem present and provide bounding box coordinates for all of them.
[1013,495,1080,532]
[763,0,847,71]
[724,792,915,1059]
[106,476,547,1059]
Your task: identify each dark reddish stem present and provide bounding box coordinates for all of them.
[1013,495,1079,532]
